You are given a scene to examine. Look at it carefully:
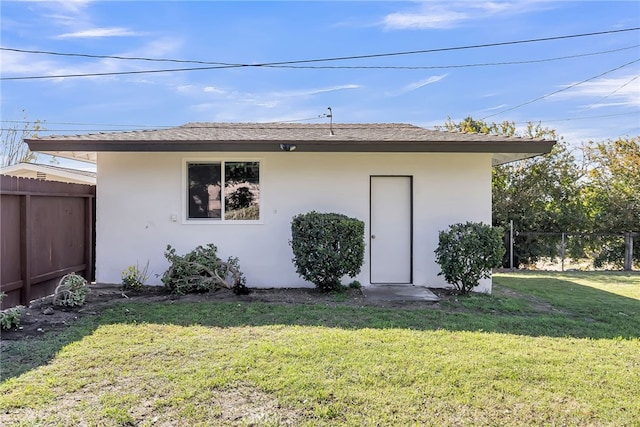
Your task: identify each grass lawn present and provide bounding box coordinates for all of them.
[1,272,639,426]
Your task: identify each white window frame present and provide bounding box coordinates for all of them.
[182,157,263,224]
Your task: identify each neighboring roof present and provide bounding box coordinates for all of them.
[26,122,555,165]
[0,162,96,185]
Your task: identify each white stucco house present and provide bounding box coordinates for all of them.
[27,122,554,293]
[0,162,96,185]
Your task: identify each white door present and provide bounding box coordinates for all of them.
[370,176,412,284]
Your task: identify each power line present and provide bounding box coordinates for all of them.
[265,45,639,69]
[0,64,239,80]
[2,27,638,80]
[0,47,238,66]
[586,75,640,108]
[4,27,638,65]
[3,112,638,134]
[530,111,639,124]
[0,120,170,128]
[2,45,636,81]
[481,58,640,120]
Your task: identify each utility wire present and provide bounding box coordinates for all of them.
[3,27,638,65]
[265,45,639,69]
[2,27,639,80]
[3,112,638,134]
[1,64,239,80]
[2,45,636,80]
[532,111,639,123]
[0,120,171,128]
[586,75,639,108]
[0,47,238,66]
[481,58,640,120]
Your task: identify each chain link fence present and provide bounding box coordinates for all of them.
[503,229,638,271]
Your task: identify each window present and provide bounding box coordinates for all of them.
[187,161,260,221]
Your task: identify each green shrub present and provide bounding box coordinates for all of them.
[0,292,23,330]
[0,307,23,330]
[290,211,365,292]
[161,244,249,295]
[53,273,89,307]
[121,261,149,291]
[348,280,362,289]
[434,222,505,294]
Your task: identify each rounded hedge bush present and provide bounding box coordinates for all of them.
[434,221,505,294]
[290,211,365,292]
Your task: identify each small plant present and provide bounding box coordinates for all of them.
[162,244,249,295]
[434,222,505,295]
[0,292,23,331]
[348,280,362,289]
[53,273,89,307]
[290,211,365,292]
[121,261,149,291]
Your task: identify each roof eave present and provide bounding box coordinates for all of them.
[27,139,555,154]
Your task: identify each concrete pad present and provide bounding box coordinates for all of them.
[362,285,440,302]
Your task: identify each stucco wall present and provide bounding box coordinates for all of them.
[96,151,493,292]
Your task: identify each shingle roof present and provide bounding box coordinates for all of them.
[26,122,555,165]
[31,122,550,143]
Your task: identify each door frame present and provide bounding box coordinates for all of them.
[369,175,414,284]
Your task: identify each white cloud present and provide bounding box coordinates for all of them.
[382,1,552,30]
[274,84,360,98]
[0,50,54,75]
[204,86,226,94]
[51,0,93,14]
[384,9,468,30]
[402,75,447,92]
[56,27,140,39]
[184,84,361,121]
[478,104,509,112]
[28,1,143,40]
[553,75,640,109]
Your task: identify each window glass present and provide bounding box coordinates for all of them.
[225,161,260,220]
[187,161,260,221]
[188,163,221,219]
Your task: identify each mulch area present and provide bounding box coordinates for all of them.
[2,284,451,341]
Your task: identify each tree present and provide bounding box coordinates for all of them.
[582,136,640,267]
[584,136,639,233]
[0,113,44,167]
[440,117,587,266]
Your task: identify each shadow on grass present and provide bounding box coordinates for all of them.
[2,273,638,381]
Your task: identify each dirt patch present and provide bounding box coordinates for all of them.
[1,284,448,341]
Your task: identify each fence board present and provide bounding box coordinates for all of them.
[1,175,95,309]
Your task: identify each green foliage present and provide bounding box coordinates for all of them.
[441,117,639,269]
[53,273,88,307]
[0,307,23,330]
[162,244,249,295]
[0,293,23,330]
[584,136,640,233]
[121,262,149,291]
[435,222,505,294]
[290,211,365,292]
[348,280,362,289]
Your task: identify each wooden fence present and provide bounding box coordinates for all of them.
[1,175,95,309]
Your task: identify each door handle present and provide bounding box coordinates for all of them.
[371,234,376,239]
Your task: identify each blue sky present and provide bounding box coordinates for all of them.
[1,1,639,167]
